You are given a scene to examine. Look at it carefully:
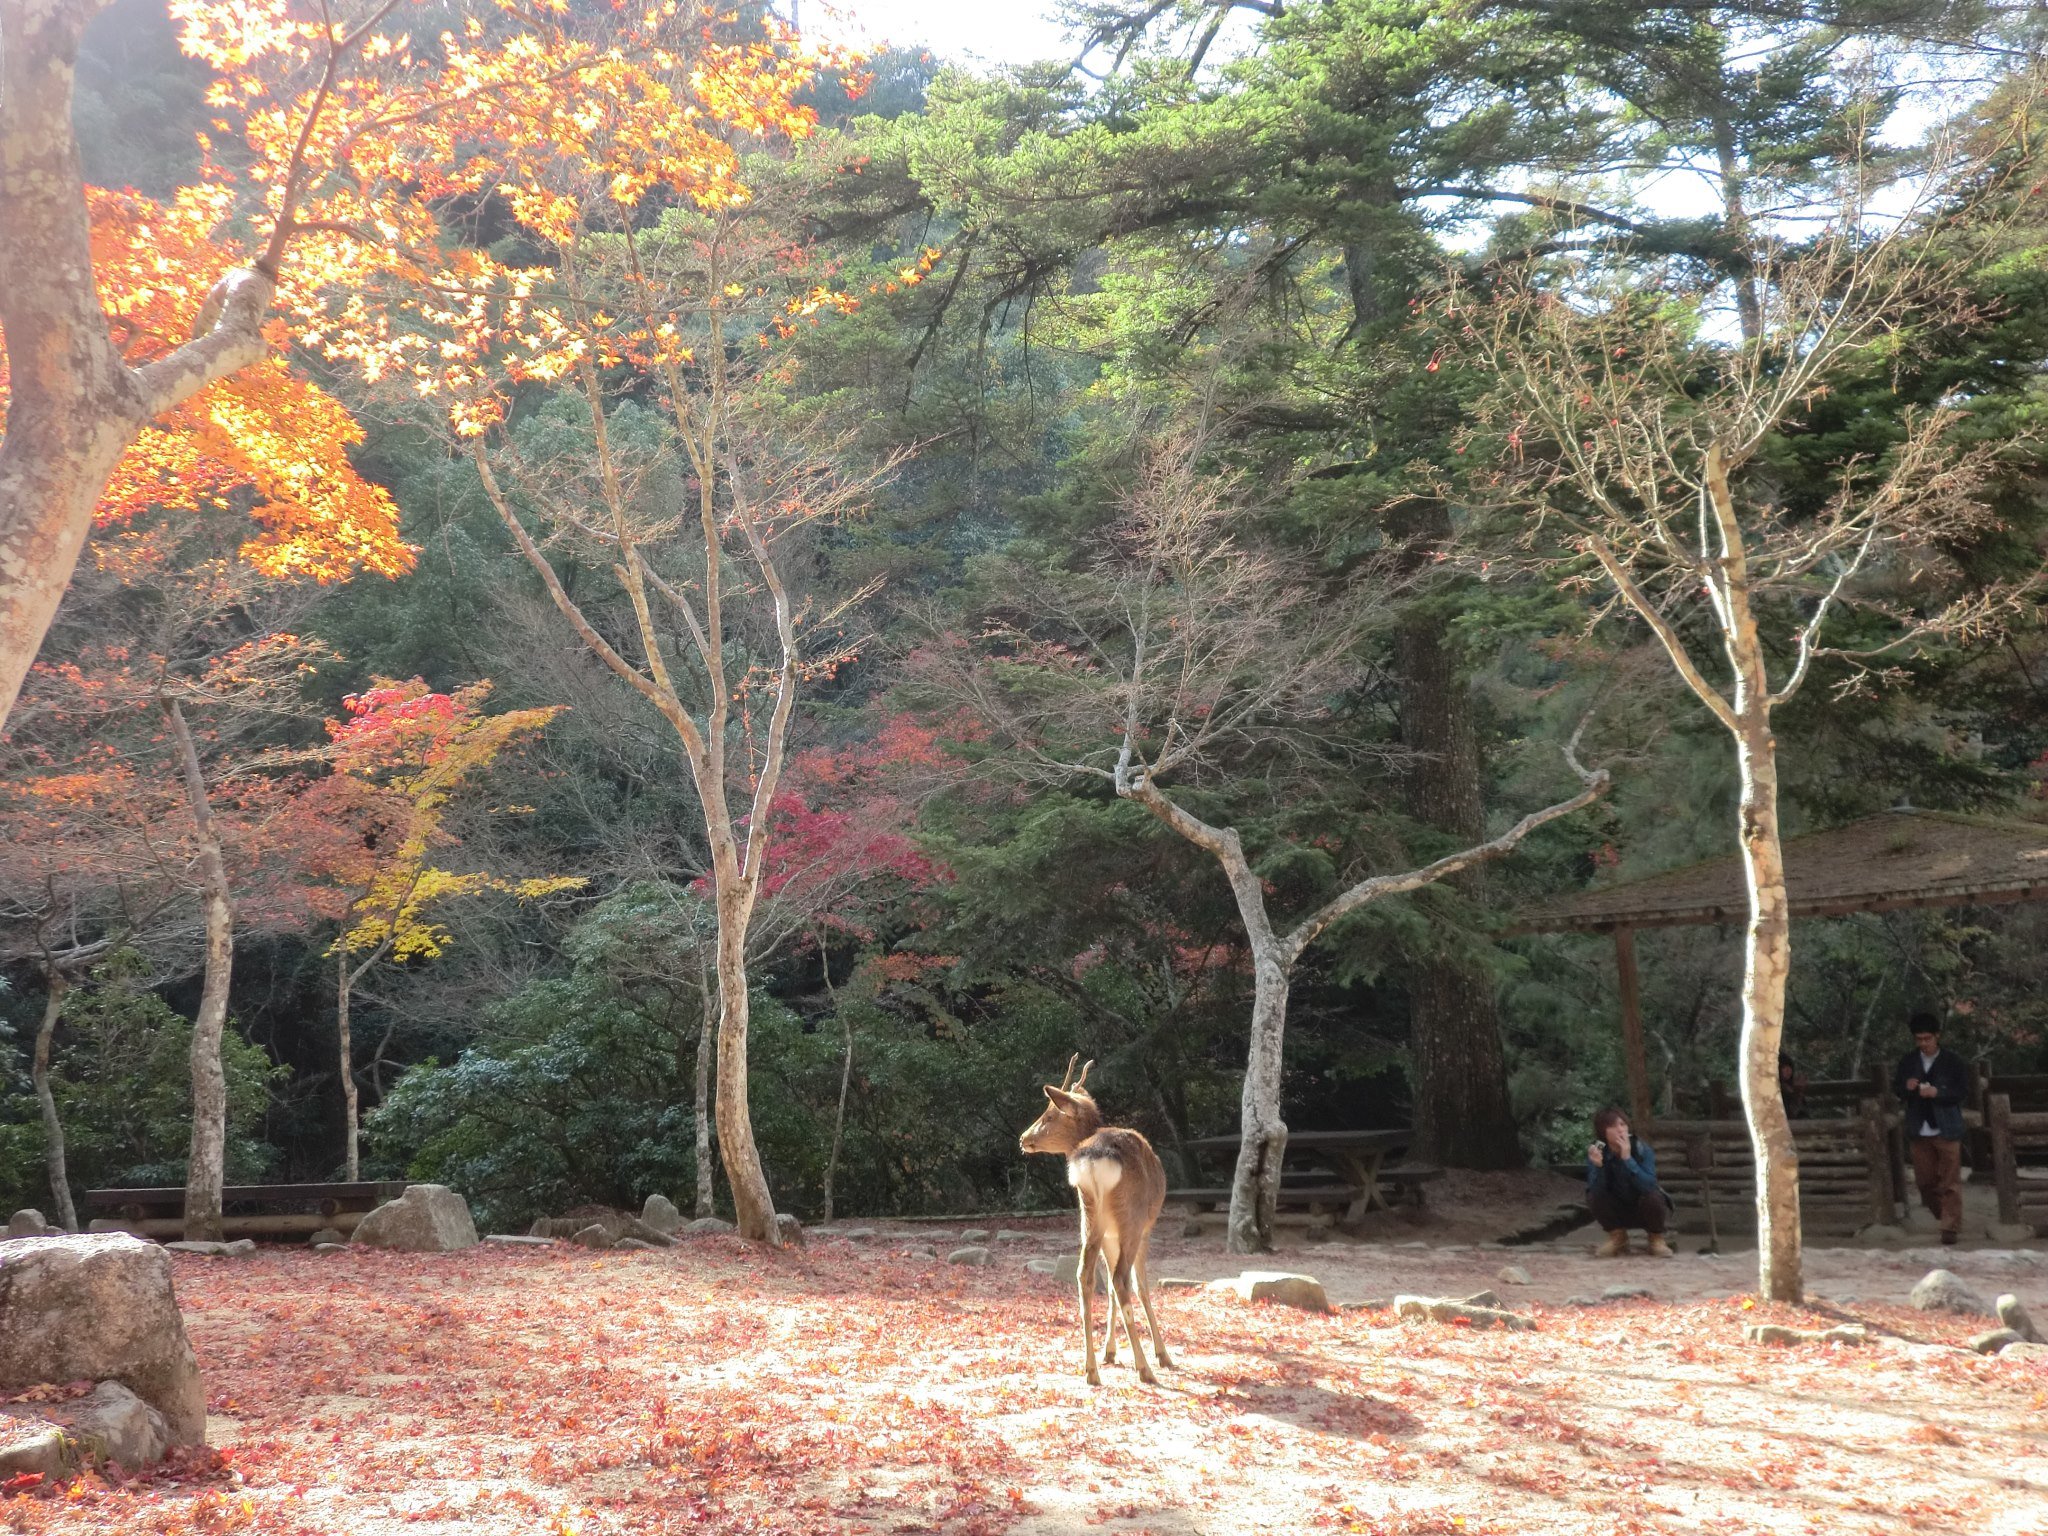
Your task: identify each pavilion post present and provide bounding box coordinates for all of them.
[1612,926,1653,1127]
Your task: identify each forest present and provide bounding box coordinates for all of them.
[5,0,2048,1284]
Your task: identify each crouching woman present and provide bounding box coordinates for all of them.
[1586,1107,1674,1257]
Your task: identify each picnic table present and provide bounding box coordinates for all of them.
[85,1181,406,1241]
[1170,1129,1439,1225]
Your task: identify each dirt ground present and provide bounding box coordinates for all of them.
[5,1179,2047,1536]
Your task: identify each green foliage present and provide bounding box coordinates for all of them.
[0,968,286,1213]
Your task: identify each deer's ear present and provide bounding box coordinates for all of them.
[1043,1086,1074,1107]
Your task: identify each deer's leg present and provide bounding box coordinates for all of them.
[1134,1235,1172,1369]
[1078,1217,1104,1387]
[1097,1234,1122,1365]
[1111,1251,1155,1384]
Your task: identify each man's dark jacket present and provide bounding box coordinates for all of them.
[1586,1138,1670,1208]
[1893,1048,1970,1141]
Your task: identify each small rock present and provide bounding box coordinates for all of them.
[0,1422,71,1482]
[6,1210,51,1239]
[570,1224,614,1250]
[994,1230,1034,1242]
[483,1234,556,1246]
[1602,1285,1653,1301]
[774,1213,805,1248]
[1496,1265,1533,1286]
[1393,1294,1535,1331]
[1024,1257,1060,1276]
[1854,1223,1909,1246]
[1179,1218,1206,1239]
[2000,1340,2048,1361]
[1745,1322,1868,1347]
[960,1228,990,1242]
[1996,1294,2042,1343]
[223,1239,256,1256]
[1458,1290,1501,1309]
[1988,1221,2038,1244]
[1565,1295,1599,1307]
[1210,1271,1330,1314]
[308,1228,346,1247]
[1909,1269,1993,1317]
[56,1381,171,1470]
[902,1245,937,1260]
[351,1185,479,1253]
[948,1245,992,1266]
[1155,1276,1203,1291]
[1969,1328,2024,1355]
[164,1241,231,1257]
[839,1227,877,1239]
[640,1194,683,1236]
[312,1244,347,1252]
[614,1238,660,1252]
[684,1217,735,1236]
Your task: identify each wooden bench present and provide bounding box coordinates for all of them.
[85,1181,407,1241]
[1651,1107,1895,1236]
[1166,1183,1361,1217]
[1987,1093,2048,1235]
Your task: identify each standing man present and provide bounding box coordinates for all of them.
[1894,1012,1970,1246]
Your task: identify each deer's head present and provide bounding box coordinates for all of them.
[1019,1055,1104,1155]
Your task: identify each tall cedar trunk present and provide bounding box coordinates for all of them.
[166,700,233,1242]
[0,0,272,731]
[337,946,360,1182]
[1735,719,1802,1299]
[1393,594,1523,1170]
[695,994,715,1218]
[713,890,777,1241]
[1226,950,1291,1254]
[32,974,78,1231]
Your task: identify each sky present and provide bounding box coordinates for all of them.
[804,1,1073,68]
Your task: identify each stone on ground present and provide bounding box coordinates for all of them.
[684,1217,735,1236]
[1210,1272,1330,1314]
[55,1381,171,1469]
[6,1210,53,1239]
[774,1213,805,1247]
[614,1237,661,1252]
[350,1185,479,1253]
[902,1245,937,1260]
[1969,1328,2024,1354]
[1996,1293,2041,1343]
[530,1209,672,1246]
[308,1228,346,1247]
[1024,1257,1060,1276]
[994,1230,1033,1242]
[0,1234,206,1444]
[948,1245,992,1266]
[1745,1322,1868,1347]
[483,1234,556,1247]
[570,1224,613,1250]
[640,1194,683,1235]
[1909,1269,1992,1317]
[1988,1221,2038,1244]
[1495,1265,1533,1286]
[2001,1340,2048,1361]
[0,1421,71,1482]
[1602,1285,1654,1300]
[1393,1294,1534,1331]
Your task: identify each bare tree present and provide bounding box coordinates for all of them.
[1474,214,2013,1301]
[915,442,1607,1252]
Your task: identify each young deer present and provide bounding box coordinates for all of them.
[1019,1055,1172,1386]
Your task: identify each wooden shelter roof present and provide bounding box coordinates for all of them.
[1516,810,2048,934]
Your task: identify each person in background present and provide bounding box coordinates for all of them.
[1778,1051,1810,1119]
[1586,1107,1674,1258]
[1894,1012,1970,1246]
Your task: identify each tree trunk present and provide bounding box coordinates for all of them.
[337,945,360,1182]
[0,0,271,732]
[713,892,778,1243]
[1734,716,1802,1301]
[31,974,78,1231]
[1227,949,1291,1255]
[694,994,716,1219]
[166,698,233,1243]
[1394,586,1523,1169]
[820,936,851,1227]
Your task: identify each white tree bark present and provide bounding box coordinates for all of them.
[31,974,78,1231]
[165,699,234,1243]
[694,998,716,1219]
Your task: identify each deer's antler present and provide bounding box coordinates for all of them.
[1073,1058,1094,1091]
[1058,1053,1081,1091]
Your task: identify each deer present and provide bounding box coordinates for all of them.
[1018,1055,1173,1386]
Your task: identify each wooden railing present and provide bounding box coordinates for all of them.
[1987,1093,2048,1234]
[1649,1103,1896,1235]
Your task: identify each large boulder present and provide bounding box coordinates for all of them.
[0,1234,205,1445]
[351,1185,478,1253]
[1209,1271,1331,1314]
[640,1195,683,1236]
